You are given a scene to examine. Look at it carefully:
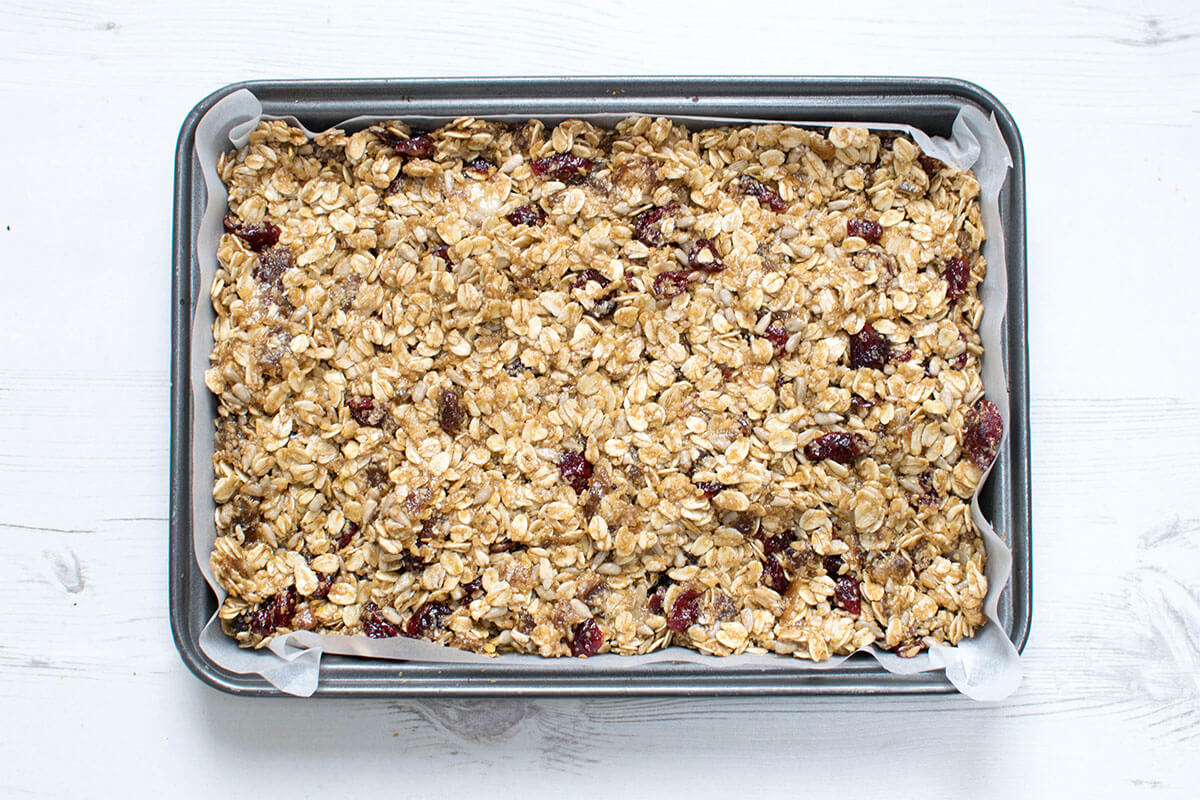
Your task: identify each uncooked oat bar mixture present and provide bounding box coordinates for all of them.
[207,115,1004,660]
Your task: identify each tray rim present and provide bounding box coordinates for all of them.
[170,75,1030,697]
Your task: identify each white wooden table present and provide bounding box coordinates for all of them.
[2,0,1198,795]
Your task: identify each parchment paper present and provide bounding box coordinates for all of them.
[190,89,1021,700]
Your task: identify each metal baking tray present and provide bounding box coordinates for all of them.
[171,77,1030,696]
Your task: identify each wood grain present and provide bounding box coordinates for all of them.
[1,0,1199,796]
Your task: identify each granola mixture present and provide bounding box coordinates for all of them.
[206,116,1002,660]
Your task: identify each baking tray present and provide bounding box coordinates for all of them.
[170,77,1030,696]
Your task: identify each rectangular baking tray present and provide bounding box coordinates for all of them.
[171,76,1030,696]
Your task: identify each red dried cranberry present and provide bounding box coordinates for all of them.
[834,577,861,615]
[759,531,791,555]
[917,153,944,175]
[394,134,435,158]
[963,398,1003,468]
[850,395,874,413]
[348,396,386,427]
[667,587,702,633]
[822,555,844,576]
[363,601,401,639]
[311,572,334,599]
[687,239,724,272]
[850,323,891,369]
[247,605,275,636]
[336,520,359,549]
[803,432,867,464]
[695,480,725,499]
[465,156,494,173]
[399,552,427,573]
[404,601,451,637]
[647,575,671,614]
[224,215,281,251]
[489,539,518,554]
[530,153,594,181]
[438,387,464,436]
[762,556,790,593]
[944,257,970,304]
[253,246,295,285]
[917,471,939,505]
[633,204,678,246]
[587,298,618,319]
[370,127,405,148]
[847,218,883,244]
[506,204,545,226]
[431,245,451,266]
[763,320,789,353]
[571,268,611,289]
[570,618,605,657]
[738,177,789,212]
[559,450,593,494]
[718,365,733,380]
[386,174,404,196]
[652,270,693,298]
[271,588,297,628]
[462,577,483,594]
[364,464,389,489]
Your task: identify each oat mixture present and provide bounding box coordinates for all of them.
[206,115,1004,661]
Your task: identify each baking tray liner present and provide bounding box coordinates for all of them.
[171,77,1031,697]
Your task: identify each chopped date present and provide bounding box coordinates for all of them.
[570,619,605,657]
[738,177,789,212]
[224,215,280,251]
[506,204,545,226]
[652,270,693,298]
[963,398,1003,468]
[803,432,867,464]
[530,153,594,181]
[363,601,401,639]
[847,218,883,244]
[633,204,677,246]
[849,323,891,370]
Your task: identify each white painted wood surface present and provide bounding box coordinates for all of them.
[2,0,1198,795]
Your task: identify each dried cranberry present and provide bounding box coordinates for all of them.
[917,471,939,505]
[917,153,944,175]
[438,387,464,436]
[253,246,295,285]
[224,215,281,251]
[687,239,724,272]
[738,177,789,212]
[718,365,733,380]
[348,396,386,427]
[404,601,451,638]
[370,126,405,148]
[336,521,359,549]
[385,174,404,196]
[647,575,671,614]
[462,577,483,595]
[695,480,725,499]
[847,218,883,244]
[559,450,593,494]
[399,552,427,573]
[587,299,618,319]
[850,323,891,370]
[667,587,702,633]
[633,204,678,246]
[394,134,435,158]
[489,539,517,554]
[311,572,334,599]
[530,153,594,181]
[850,395,874,413]
[733,514,759,537]
[571,268,610,290]
[803,432,867,464]
[506,204,545,226]
[652,270,693,298]
[834,577,861,615]
[271,588,297,628]
[363,601,401,639]
[822,555,844,576]
[762,556,790,593]
[364,464,389,489]
[943,257,970,304]
[465,156,494,173]
[763,320,789,353]
[431,245,450,266]
[759,531,791,555]
[247,605,275,636]
[570,618,605,657]
[963,398,1003,468]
